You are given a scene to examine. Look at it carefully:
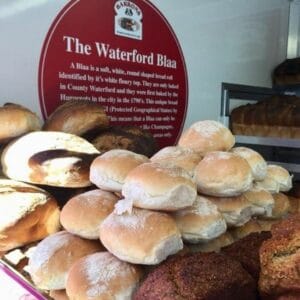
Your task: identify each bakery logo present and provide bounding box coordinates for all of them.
[114,0,143,40]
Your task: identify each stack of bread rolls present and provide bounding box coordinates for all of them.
[0,100,297,299]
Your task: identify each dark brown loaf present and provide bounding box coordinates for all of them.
[91,125,158,157]
[43,100,109,136]
[134,252,256,300]
[230,95,300,138]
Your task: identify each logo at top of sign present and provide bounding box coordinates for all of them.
[114,0,143,40]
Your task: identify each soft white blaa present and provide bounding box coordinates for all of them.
[230,147,267,181]
[173,195,227,243]
[266,164,293,192]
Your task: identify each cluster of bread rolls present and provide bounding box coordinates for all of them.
[0,100,298,299]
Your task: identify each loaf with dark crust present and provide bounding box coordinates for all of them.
[222,231,272,282]
[273,57,300,86]
[134,252,256,300]
[43,100,109,136]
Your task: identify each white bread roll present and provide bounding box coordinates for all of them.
[178,120,235,155]
[243,188,274,217]
[0,103,42,144]
[230,219,263,240]
[173,195,227,243]
[206,194,254,227]
[1,131,100,187]
[254,164,292,193]
[122,162,197,211]
[28,231,103,290]
[66,252,143,300]
[230,146,267,181]
[188,232,234,253]
[99,208,183,265]
[0,179,60,251]
[90,149,149,192]
[259,192,290,220]
[150,146,202,176]
[43,100,109,136]
[194,151,253,197]
[60,189,119,239]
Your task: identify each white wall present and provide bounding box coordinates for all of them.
[0,0,290,128]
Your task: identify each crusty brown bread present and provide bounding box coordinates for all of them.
[230,95,300,139]
[0,103,42,144]
[66,252,143,300]
[259,214,300,299]
[28,231,103,290]
[134,252,256,300]
[0,179,60,252]
[222,231,272,282]
[43,100,109,136]
[91,125,158,157]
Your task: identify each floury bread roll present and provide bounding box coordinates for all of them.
[243,188,274,217]
[90,149,149,192]
[173,195,227,243]
[230,147,267,181]
[99,208,183,265]
[150,146,202,176]
[255,164,293,193]
[178,120,235,155]
[206,194,254,227]
[0,103,42,144]
[1,131,100,187]
[122,162,197,211]
[60,189,119,239]
[194,151,253,197]
[66,252,143,300]
[43,100,109,136]
[0,179,60,251]
[261,192,290,220]
[28,231,103,290]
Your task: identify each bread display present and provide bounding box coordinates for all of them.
[134,252,256,300]
[194,151,253,197]
[1,131,100,187]
[28,231,103,290]
[0,103,42,144]
[99,208,183,265]
[230,146,267,181]
[150,145,202,176]
[273,57,300,86]
[0,179,60,251]
[66,252,143,300]
[173,195,227,243]
[91,125,158,157]
[259,214,300,299]
[230,219,264,240]
[60,189,119,239]
[90,149,149,192]
[122,162,197,211]
[178,120,235,155]
[43,100,109,136]
[230,95,300,139]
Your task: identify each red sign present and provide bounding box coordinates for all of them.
[39,0,188,148]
